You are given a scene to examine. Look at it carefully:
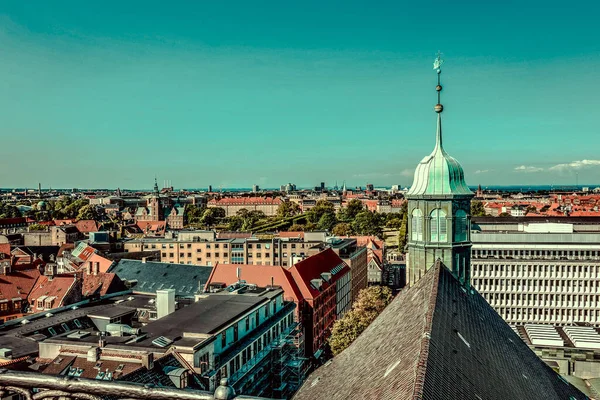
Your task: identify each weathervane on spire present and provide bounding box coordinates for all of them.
[433,51,443,73]
[434,51,444,113]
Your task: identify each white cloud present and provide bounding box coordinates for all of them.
[549,159,600,172]
[514,165,543,173]
[474,169,489,174]
[400,169,414,177]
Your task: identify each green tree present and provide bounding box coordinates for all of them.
[351,211,383,237]
[307,200,335,223]
[0,202,21,218]
[77,204,99,220]
[398,211,408,252]
[61,199,89,219]
[201,207,226,227]
[328,286,393,355]
[185,204,206,224]
[288,223,305,231]
[29,223,47,231]
[226,216,244,231]
[277,200,301,219]
[242,210,266,230]
[304,222,317,232]
[337,199,364,222]
[332,222,353,236]
[471,200,487,217]
[317,212,337,231]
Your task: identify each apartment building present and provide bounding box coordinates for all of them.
[123,230,326,267]
[308,238,367,303]
[471,217,600,326]
[207,197,282,217]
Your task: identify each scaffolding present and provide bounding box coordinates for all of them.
[270,322,309,399]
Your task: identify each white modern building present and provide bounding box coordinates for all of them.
[471,217,600,327]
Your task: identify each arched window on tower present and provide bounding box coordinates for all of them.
[430,209,447,242]
[411,209,423,241]
[455,209,468,242]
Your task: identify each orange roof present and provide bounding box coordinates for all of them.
[75,220,99,233]
[207,263,302,304]
[0,268,41,301]
[28,275,78,310]
[278,231,305,239]
[136,221,166,233]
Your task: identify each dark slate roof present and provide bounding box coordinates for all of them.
[294,262,586,400]
[108,260,213,298]
[137,294,269,347]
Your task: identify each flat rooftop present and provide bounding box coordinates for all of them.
[138,292,277,347]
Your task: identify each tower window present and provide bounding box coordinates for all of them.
[430,209,447,242]
[455,210,468,242]
[411,209,423,241]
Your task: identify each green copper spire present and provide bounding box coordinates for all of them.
[407,53,473,197]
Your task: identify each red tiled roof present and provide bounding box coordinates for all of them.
[391,199,406,207]
[57,243,75,257]
[28,275,78,310]
[41,356,142,380]
[136,221,166,233]
[278,231,305,239]
[82,272,124,297]
[75,220,99,233]
[0,244,10,258]
[0,217,29,226]
[0,268,41,301]
[289,248,350,299]
[208,197,282,206]
[206,264,303,304]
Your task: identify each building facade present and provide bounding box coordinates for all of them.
[471,218,600,326]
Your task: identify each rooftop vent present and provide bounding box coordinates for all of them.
[152,336,173,348]
[67,331,91,339]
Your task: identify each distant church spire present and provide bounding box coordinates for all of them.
[153,176,160,196]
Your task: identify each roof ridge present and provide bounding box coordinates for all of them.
[411,261,443,400]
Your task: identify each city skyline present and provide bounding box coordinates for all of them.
[1,1,599,188]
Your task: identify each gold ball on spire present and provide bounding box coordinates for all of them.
[434,104,443,113]
[436,85,442,92]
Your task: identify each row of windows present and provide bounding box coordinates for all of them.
[474,278,600,292]
[217,313,294,381]
[473,249,600,260]
[410,208,468,242]
[473,263,600,277]
[499,307,600,322]
[482,291,600,306]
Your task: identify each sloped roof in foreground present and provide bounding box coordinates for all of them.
[294,261,585,400]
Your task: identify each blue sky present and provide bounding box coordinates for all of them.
[1,1,599,189]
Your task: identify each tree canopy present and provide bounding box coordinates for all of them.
[471,200,487,217]
[307,200,335,224]
[277,200,301,219]
[328,286,393,355]
[351,211,383,237]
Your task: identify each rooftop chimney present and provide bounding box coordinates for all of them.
[156,289,176,319]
